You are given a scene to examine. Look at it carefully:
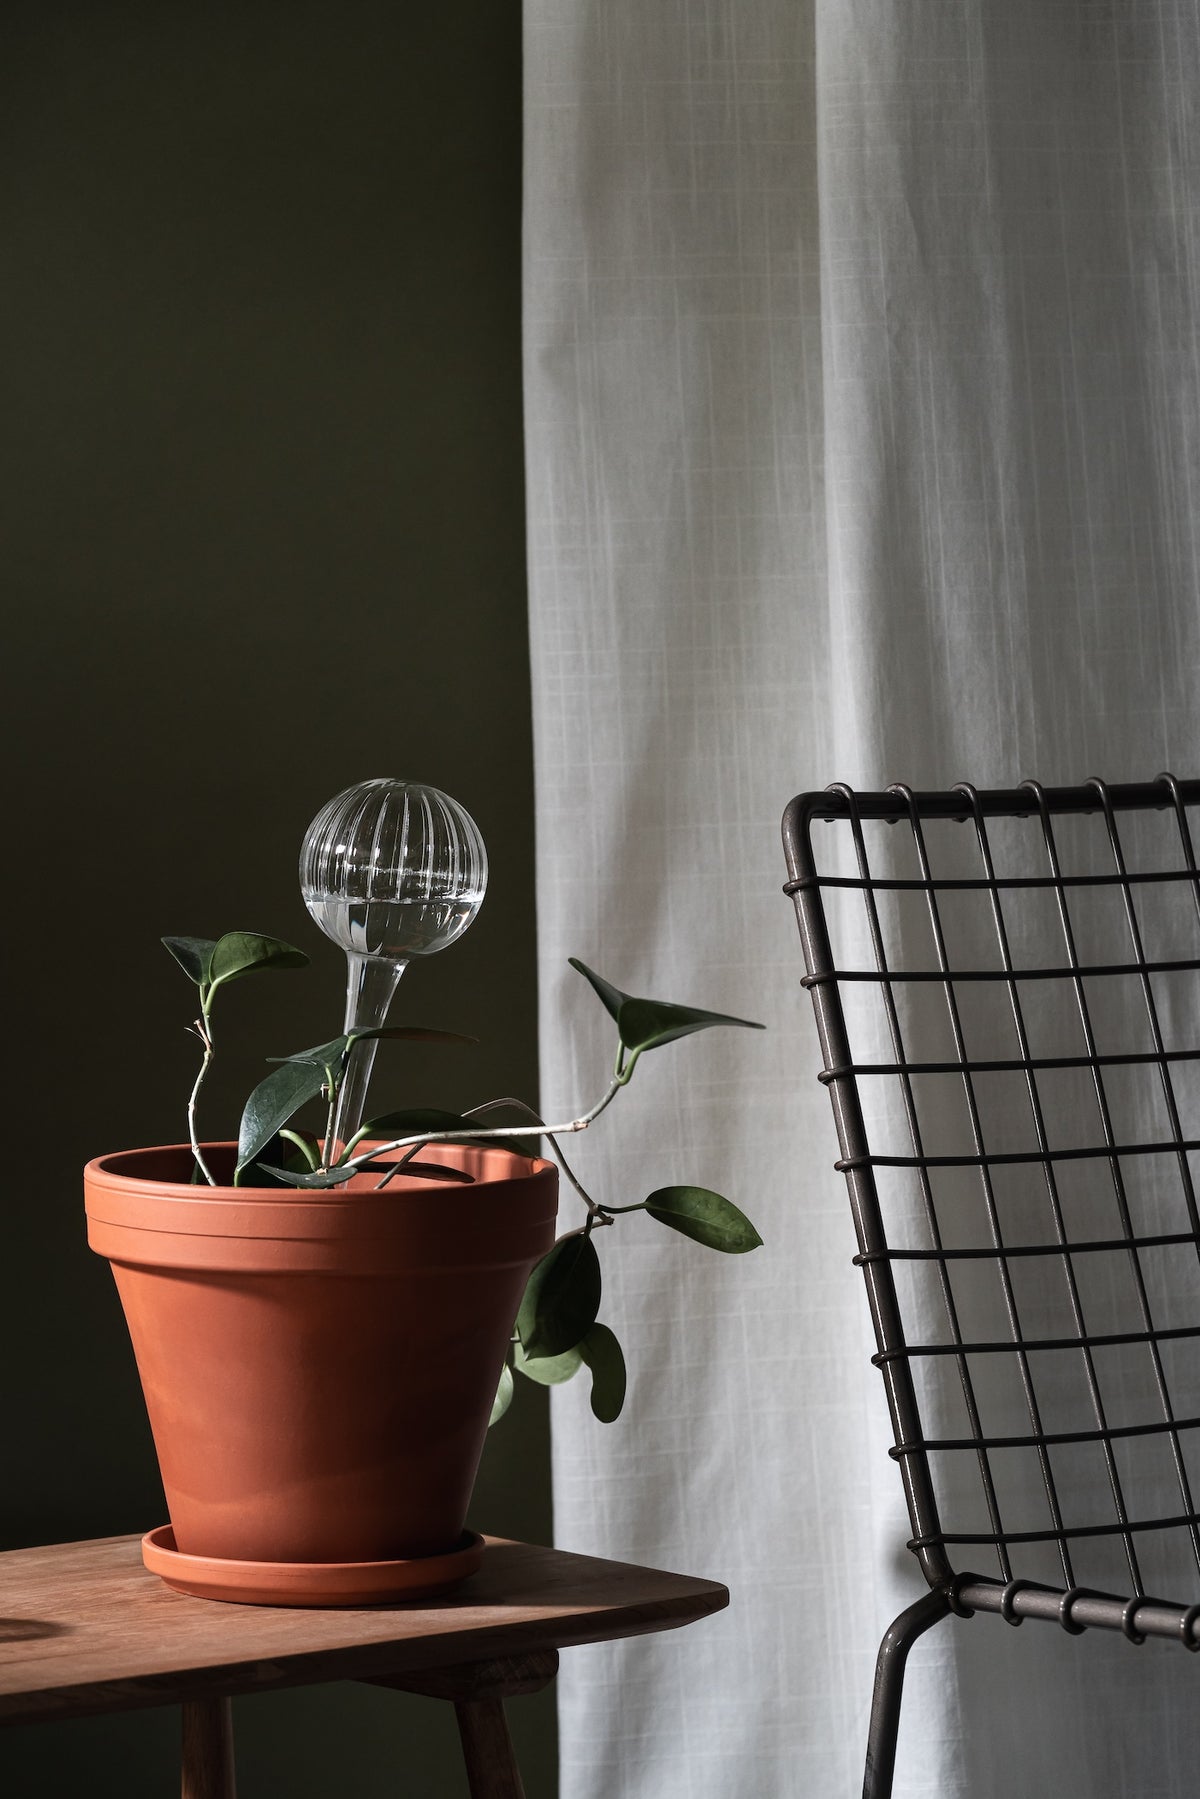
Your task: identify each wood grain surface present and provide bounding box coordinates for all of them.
[0,1535,728,1727]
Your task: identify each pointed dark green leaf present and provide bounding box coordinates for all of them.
[568,958,763,1055]
[352,1158,475,1184]
[348,1111,539,1163]
[269,1027,473,1070]
[268,1034,350,1070]
[359,1108,483,1139]
[516,1232,602,1358]
[616,996,765,1056]
[236,1059,328,1172]
[579,1323,627,1421]
[208,932,309,989]
[237,1131,313,1190]
[351,1025,476,1048]
[644,1185,763,1254]
[256,1164,348,1188]
[257,1156,477,1188]
[162,936,217,984]
[513,1340,584,1386]
[489,1363,514,1427]
[568,957,627,1025]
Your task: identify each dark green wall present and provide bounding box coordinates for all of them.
[1,5,553,1793]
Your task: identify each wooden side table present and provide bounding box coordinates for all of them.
[0,1534,727,1796]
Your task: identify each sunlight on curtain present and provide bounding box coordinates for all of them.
[524,5,1200,1792]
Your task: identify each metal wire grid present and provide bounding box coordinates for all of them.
[782,776,1200,1648]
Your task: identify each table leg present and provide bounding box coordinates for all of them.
[181,1696,236,1799]
[363,1649,558,1799]
[454,1696,525,1799]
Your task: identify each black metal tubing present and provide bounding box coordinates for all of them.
[783,774,1200,1649]
[862,1589,952,1799]
[782,778,1200,841]
[952,1575,1200,1647]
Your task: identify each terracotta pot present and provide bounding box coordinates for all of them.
[84,1142,557,1565]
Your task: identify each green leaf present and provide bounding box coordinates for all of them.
[208,932,309,990]
[616,996,764,1055]
[489,1363,514,1427]
[268,1034,350,1070]
[644,1185,763,1254]
[237,1132,313,1190]
[579,1322,627,1421]
[516,1233,602,1358]
[513,1340,584,1386]
[568,958,627,1025]
[352,1159,476,1184]
[357,1108,484,1139]
[351,1025,476,1047]
[269,1027,474,1069]
[256,1156,478,1188]
[236,1059,328,1172]
[162,936,217,984]
[569,958,764,1056]
[256,1164,347,1188]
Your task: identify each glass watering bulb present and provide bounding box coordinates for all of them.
[300,779,488,1153]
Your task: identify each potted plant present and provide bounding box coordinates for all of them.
[84,802,763,1608]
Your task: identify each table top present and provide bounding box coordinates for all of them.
[0,1535,728,1726]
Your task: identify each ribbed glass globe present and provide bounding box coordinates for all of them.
[300,779,488,961]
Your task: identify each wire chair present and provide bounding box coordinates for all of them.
[782,777,1200,1799]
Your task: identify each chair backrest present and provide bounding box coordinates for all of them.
[783,777,1200,1636]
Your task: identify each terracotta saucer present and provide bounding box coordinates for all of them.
[141,1525,485,1608]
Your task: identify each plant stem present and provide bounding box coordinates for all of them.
[547,1133,611,1223]
[187,999,217,1186]
[320,1067,339,1171]
[459,1098,609,1222]
[361,1076,629,1192]
[279,1129,321,1172]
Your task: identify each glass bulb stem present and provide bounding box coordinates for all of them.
[330,952,406,1156]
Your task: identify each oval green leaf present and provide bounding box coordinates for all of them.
[579,1322,627,1421]
[644,1185,763,1254]
[208,932,309,990]
[489,1363,514,1427]
[162,936,217,984]
[236,1059,328,1172]
[513,1340,584,1386]
[516,1232,602,1359]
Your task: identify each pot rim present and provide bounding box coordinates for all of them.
[85,1140,555,1199]
[84,1141,559,1261]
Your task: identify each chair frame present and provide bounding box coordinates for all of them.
[782,776,1200,1799]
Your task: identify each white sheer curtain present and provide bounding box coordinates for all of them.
[523,5,1200,1794]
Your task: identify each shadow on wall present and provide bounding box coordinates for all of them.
[0,4,553,1796]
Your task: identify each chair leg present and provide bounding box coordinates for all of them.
[181,1696,236,1799]
[863,1589,951,1799]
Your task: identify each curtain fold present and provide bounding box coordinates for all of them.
[524,4,1200,1792]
